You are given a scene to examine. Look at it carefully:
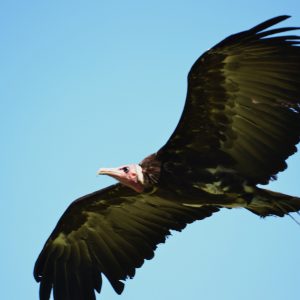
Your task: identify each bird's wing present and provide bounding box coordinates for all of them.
[158,15,300,185]
[34,183,219,300]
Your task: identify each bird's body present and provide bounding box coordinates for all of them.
[35,16,300,300]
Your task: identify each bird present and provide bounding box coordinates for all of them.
[34,15,300,300]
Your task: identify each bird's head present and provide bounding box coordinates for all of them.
[98,164,145,193]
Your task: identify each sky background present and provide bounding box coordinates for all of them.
[1,1,300,300]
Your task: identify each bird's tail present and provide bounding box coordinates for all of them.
[246,188,300,221]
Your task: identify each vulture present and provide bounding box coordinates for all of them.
[34,15,300,300]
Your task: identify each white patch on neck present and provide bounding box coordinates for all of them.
[135,164,144,184]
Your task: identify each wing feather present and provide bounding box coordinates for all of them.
[159,15,300,184]
[34,184,219,300]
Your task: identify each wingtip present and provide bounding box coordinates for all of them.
[275,15,291,20]
[112,280,125,295]
[266,15,291,23]
[249,15,292,33]
[33,259,42,282]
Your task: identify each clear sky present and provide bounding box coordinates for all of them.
[1,1,300,300]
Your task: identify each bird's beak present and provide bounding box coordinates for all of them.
[97,167,121,177]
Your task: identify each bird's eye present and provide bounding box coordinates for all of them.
[122,167,129,173]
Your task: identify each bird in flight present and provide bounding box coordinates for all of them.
[34,15,300,300]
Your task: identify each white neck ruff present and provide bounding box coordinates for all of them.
[135,165,144,184]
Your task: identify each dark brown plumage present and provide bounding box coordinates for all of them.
[34,16,300,300]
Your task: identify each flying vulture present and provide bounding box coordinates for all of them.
[34,15,300,300]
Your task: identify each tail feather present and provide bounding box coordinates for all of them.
[246,188,300,219]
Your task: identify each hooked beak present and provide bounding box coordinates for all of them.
[97,167,121,177]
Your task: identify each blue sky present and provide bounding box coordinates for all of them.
[1,1,300,300]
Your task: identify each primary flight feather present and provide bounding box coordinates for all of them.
[34,15,300,300]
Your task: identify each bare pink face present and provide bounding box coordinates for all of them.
[98,164,144,193]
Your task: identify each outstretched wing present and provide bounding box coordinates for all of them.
[159,15,300,185]
[34,184,219,300]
